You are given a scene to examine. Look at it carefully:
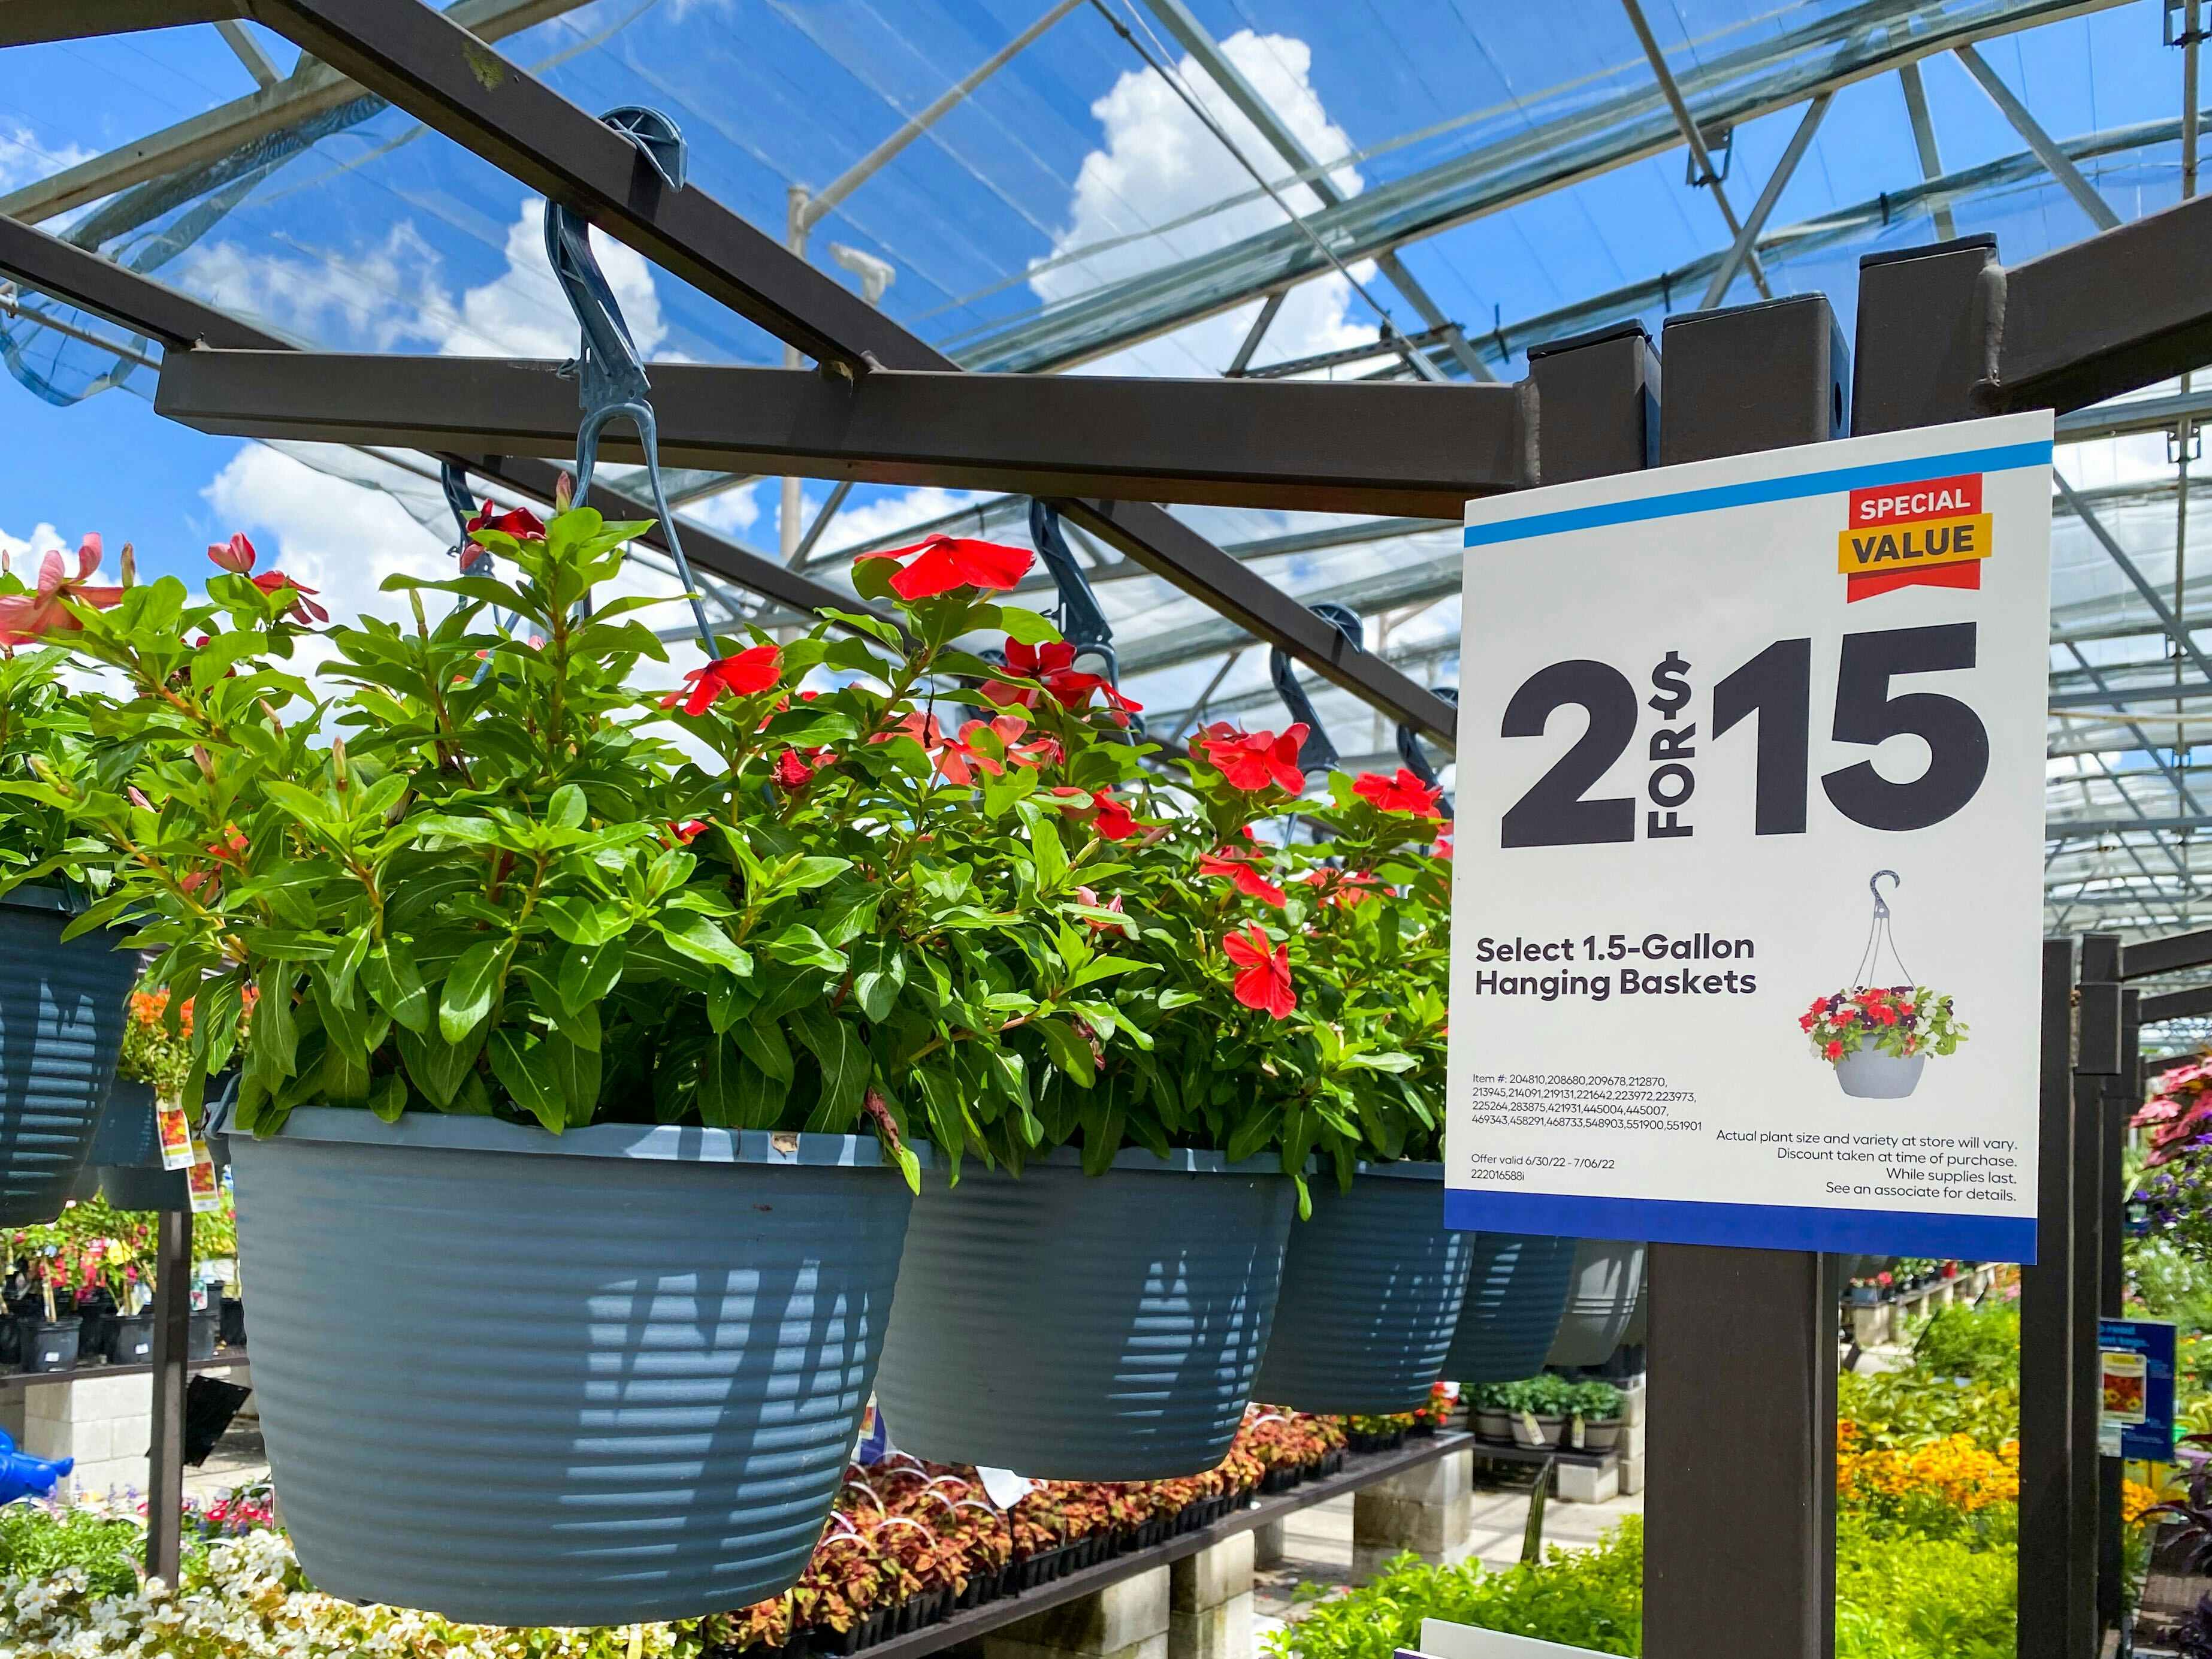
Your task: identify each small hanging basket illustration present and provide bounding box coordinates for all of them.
[1801,872,1969,1101]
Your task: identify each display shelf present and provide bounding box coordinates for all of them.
[1464,1439,1615,1471]
[830,1431,1472,1659]
[0,1349,247,1394]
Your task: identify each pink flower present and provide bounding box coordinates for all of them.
[466,502,546,542]
[1353,767,1445,818]
[250,569,330,624]
[0,536,125,645]
[207,533,256,574]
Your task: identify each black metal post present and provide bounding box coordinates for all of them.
[2020,938,2081,1658]
[1642,294,1847,1659]
[2075,938,2121,1651]
[2098,986,2141,1635]
[145,1207,191,1586]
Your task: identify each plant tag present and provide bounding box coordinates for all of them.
[157,1102,195,1170]
[976,1466,1035,1510]
[1570,1413,1586,1449]
[1518,1409,1544,1443]
[186,1143,222,1214]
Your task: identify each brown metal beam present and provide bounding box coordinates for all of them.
[0,214,869,627]
[153,349,1529,518]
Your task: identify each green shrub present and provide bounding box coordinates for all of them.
[0,1502,148,1597]
[1566,1380,1623,1421]
[1909,1303,2020,1385]
[1834,1519,2015,1658]
[1838,1368,2018,1453]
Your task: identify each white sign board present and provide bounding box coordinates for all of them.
[1445,413,2051,1261]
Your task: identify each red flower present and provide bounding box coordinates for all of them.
[1073,885,1130,933]
[1048,785,1144,842]
[1222,924,1295,1020]
[937,721,1008,787]
[1826,1040,1844,1060]
[774,750,817,791]
[207,824,249,861]
[250,569,330,624]
[466,501,546,542]
[1302,867,1378,909]
[1200,725,1308,794]
[983,637,1145,726]
[670,820,710,844]
[0,537,125,645]
[1353,767,1444,818]
[856,534,1033,600]
[1199,850,1286,908]
[207,533,256,574]
[661,645,783,715]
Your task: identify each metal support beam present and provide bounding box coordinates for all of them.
[1699,93,1831,309]
[2020,937,2082,1659]
[1225,292,1285,375]
[2056,470,2212,687]
[153,348,1528,519]
[1897,63,1959,240]
[1618,0,1772,299]
[1134,0,1491,380]
[1643,297,1841,1659]
[1955,43,2122,230]
[790,479,854,568]
[2047,815,2212,838]
[214,18,282,87]
[2048,681,2212,709]
[2062,640,2208,817]
[0,214,871,627]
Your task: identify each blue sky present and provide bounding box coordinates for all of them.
[0,0,2198,626]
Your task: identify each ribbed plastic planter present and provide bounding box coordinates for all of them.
[1252,1164,1471,1413]
[226,1109,917,1626]
[1441,1233,1578,1382]
[1545,1239,1648,1367]
[0,888,135,1226]
[91,1074,234,1212]
[874,1149,1295,1480]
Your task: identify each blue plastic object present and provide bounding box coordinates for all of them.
[0,1425,71,1501]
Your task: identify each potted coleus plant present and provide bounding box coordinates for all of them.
[1467,1380,1520,1444]
[5,513,1074,1623]
[0,554,140,1225]
[1497,1374,1572,1448]
[1246,774,1473,1415]
[1802,985,1966,1099]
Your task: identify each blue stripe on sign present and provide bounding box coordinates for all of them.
[1440,1189,2036,1262]
[1462,439,2054,549]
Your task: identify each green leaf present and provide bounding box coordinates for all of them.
[760,924,844,972]
[1017,803,1069,890]
[395,1020,485,1110]
[542,899,630,947]
[1036,1016,1096,1088]
[791,1006,867,1130]
[362,941,431,1034]
[655,910,753,975]
[731,1013,795,1084]
[367,1071,408,1123]
[848,939,905,1023]
[326,927,371,1008]
[545,1032,602,1128]
[489,1026,566,1133]
[995,605,1064,646]
[440,938,507,1044]
[557,936,627,1013]
[254,967,298,1081]
[546,783,588,830]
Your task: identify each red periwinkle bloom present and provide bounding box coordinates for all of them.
[1222,924,1295,1019]
[671,820,710,845]
[466,501,546,542]
[1302,867,1377,909]
[1199,850,1286,908]
[1434,825,1453,861]
[981,637,1144,725]
[1201,725,1309,794]
[207,533,256,574]
[1073,885,1130,933]
[252,569,330,624]
[856,534,1033,600]
[1353,767,1445,818]
[774,749,817,790]
[1091,794,1140,841]
[661,645,782,715]
[0,536,125,645]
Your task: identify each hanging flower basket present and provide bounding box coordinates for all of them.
[872,1149,1295,1480]
[1252,1162,1471,1414]
[0,887,135,1226]
[1442,1232,1577,1382]
[88,1077,203,1213]
[1805,871,1966,1101]
[1543,1238,1647,1368]
[226,1110,918,1627]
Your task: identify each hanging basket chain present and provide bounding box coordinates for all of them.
[1848,869,1915,990]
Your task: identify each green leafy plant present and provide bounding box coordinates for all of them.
[0,1500,152,1597]
[1802,984,1966,1065]
[1566,1380,1624,1421]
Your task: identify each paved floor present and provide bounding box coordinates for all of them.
[1252,1467,1643,1654]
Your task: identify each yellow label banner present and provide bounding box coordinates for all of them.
[1836,513,1993,575]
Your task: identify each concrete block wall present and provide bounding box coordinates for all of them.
[14,1362,250,1500]
[1352,1447,1472,1578]
[987,1564,1170,1659]
[1168,1531,1252,1659]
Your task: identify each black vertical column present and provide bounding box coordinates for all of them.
[2097,986,2141,1633]
[1641,296,1848,1659]
[145,1207,192,1585]
[2072,937,2122,1651]
[2019,938,2081,1658]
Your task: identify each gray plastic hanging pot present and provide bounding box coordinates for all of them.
[1442,1232,1578,1382]
[226,1108,918,1626]
[92,1074,234,1213]
[1252,1163,1471,1414]
[874,1148,1294,1480]
[1544,1238,1648,1367]
[1621,1273,1649,1347]
[0,887,136,1225]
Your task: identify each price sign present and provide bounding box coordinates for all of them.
[1445,413,2052,1259]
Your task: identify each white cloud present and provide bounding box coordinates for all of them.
[179,198,669,361]
[678,481,763,538]
[0,125,94,195]
[1031,32,1379,379]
